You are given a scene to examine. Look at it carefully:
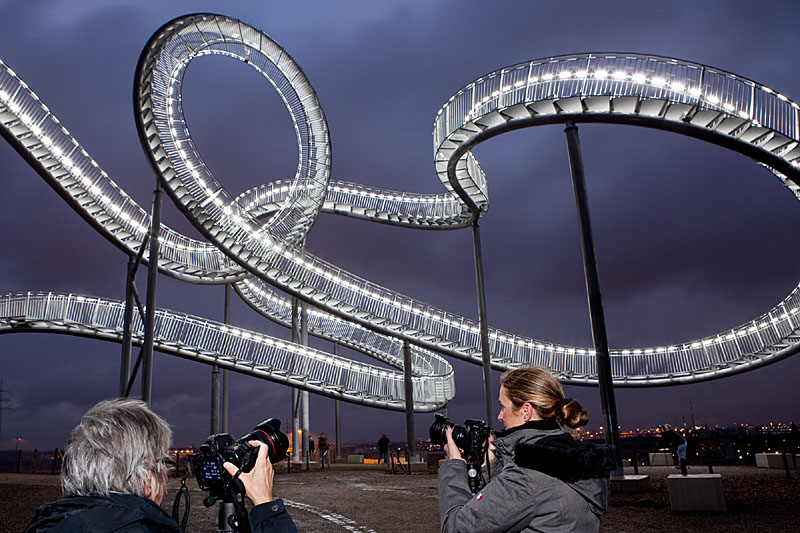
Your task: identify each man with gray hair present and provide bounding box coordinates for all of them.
[25,398,297,532]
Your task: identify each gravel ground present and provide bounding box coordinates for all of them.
[1,464,798,532]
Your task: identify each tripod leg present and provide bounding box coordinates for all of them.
[218,502,235,533]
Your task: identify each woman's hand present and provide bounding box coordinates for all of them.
[483,434,496,467]
[444,426,465,463]
[224,440,274,506]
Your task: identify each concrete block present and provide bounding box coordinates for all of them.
[755,452,793,469]
[610,474,651,493]
[408,461,427,472]
[347,454,364,464]
[290,460,322,470]
[667,474,726,512]
[649,452,674,466]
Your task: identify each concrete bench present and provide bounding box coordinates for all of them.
[347,454,365,464]
[610,474,650,493]
[648,452,674,466]
[407,461,428,472]
[667,474,726,512]
[290,460,322,470]
[755,452,794,469]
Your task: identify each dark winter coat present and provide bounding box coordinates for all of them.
[24,493,181,532]
[25,492,298,532]
[656,429,685,451]
[439,419,614,532]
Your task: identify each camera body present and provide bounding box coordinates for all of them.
[430,414,492,492]
[430,413,491,465]
[190,418,289,499]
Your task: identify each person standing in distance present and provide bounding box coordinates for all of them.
[377,434,390,464]
[439,366,613,532]
[318,433,330,466]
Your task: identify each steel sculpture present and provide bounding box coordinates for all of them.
[1,13,799,398]
[0,291,452,410]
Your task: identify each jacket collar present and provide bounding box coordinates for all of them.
[494,418,561,439]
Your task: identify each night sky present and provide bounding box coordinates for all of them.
[1,0,799,451]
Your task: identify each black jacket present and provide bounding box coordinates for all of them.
[25,493,181,532]
[26,492,298,532]
[656,429,685,451]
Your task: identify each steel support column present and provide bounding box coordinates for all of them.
[222,283,231,433]
[334,342,342,461]
[564,120,622,472]
[472,220,495,428]
[403,341,417,461]
[301,301,310,462]
[291,298,301,463]
[141,179,162,405]
[119,256,136,396]
[210,366,220,434]
[292,388,300,463]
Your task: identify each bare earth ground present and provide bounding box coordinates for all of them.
[1,464,799,532]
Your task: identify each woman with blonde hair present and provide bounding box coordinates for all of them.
[439,366,613,532]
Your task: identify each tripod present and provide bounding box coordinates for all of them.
[205,477,251,533]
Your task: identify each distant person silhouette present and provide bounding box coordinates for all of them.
[789,422,799,457]
[656,424,687,475]
[318,433,330,466]
[378,434,390,464]
[309,436,316,461]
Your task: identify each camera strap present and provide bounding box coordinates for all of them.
[226,472,253,533]
[172,474,191,532]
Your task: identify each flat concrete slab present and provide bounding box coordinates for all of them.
[290,460,322,471]
[407,461,427,472]
[667,474,726,512]
[610,474,651,493]
[347,454,365,464]
[649,452,674,466]
[755,452,794,469]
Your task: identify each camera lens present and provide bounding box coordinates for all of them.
[429,414,453,445]
[238,418,289,463]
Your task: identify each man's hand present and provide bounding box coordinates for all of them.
[224,440,274,506]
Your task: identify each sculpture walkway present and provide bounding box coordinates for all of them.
[1,14,799,401]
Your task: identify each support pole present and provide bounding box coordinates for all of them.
[471,220,495,428]
[222,283,231,433]
[403,341,417,462]
[334,342,342,462]
[564,120,622,472]
[120,256,136,396]
[210,366,220,434]
[141,178,162,405]
[291,298,301,463]
[301,301,310,462]
[292,389,300,463]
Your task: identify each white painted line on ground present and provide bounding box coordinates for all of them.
[283,499,378,532]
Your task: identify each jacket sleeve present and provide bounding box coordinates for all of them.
[482,457,502,482]
[439,461,540,533]
[249,499,298,533]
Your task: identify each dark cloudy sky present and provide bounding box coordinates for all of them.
[1,0,799,451]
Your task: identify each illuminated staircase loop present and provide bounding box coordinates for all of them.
[1,13,799,395]
[0,291,452,411]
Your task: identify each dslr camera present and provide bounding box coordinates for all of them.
[430,414,492,492]
[190,418,289,502]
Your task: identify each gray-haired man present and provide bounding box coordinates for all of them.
[26,398,297,532]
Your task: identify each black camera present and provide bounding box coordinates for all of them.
[430,414,492,493]
[190,418,289,499]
